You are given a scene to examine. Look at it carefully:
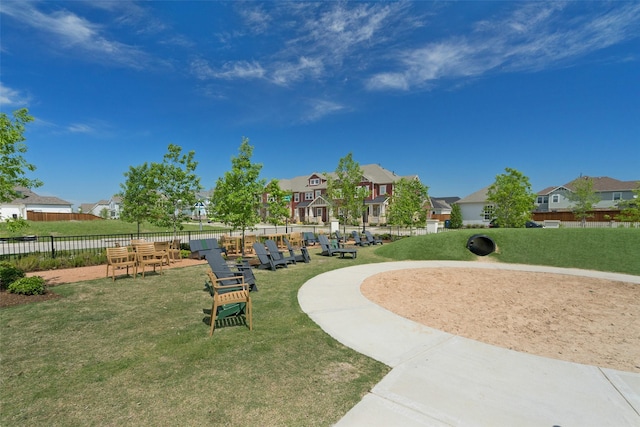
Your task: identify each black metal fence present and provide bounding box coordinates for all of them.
[0,225,425,262]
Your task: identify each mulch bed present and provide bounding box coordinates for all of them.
[0,289,62,308]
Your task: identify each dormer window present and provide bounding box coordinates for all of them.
[309,178,320,186]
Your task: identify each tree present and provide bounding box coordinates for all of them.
[119,162,158,235]
[148,144,202,236]
[449,203,463,229]
[616,183,640,223]
[264,179,291,232]
[486,168,535,228]
[325,153,369,229]
[209,137,265,255]
[567,176,600,227]
[386,177,429,231]
[1,108,42,203]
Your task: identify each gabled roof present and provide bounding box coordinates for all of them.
[562,176,639,192]
[456,186,490,204]
[430,197,460,210]
[278,164,415,193]
[7,187,71,206]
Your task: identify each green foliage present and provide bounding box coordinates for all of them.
[486,167,535,228]
[0,108,43,203]
[119,162,156,233]
[264,179,291,227]
[386,178,429,229]
[616,183,640,223]
[449,203,463,229]
[0,261,25,290]
[7,276,45,295]
[4,217,29,233]
[325,153,369,228]
[209,137,265,252]
[567,176,600,224]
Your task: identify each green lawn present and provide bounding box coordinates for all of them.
[1,228,638,426]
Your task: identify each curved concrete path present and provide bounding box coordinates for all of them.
[298,261,640,426]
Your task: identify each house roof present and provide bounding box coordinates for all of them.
[456,186,490,204]
[7,187,71,206]
[278,164,416,193]
[429,197,460,210]
[562,176,639,192]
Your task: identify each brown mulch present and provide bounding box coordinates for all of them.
[0,258,207,309]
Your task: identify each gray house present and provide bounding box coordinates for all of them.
[535,176,639,212]
[0,187,72,221]
[456,186,492,227]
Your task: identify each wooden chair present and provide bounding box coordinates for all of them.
[153,241,171,266]
[243,234,257,255]
[135,243,164,278]
[288,232,303,248]
[168,239,182,262]
[106,246,137,281]
[206,270,252,336]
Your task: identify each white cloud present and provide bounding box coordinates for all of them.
[303,99,346,122]
[0,83,29,106]
[67,123,94,134]
[0,2,153,69]
[366,2,640,91]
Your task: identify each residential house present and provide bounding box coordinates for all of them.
[535,176,639,213]
[428,197,460,221]
[0,187,72,221]
[80,200,110,218]
[456,186,492,226]
[273,164,421,224]
[457,176,639,226]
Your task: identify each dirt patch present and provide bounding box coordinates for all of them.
[361,268,640,372]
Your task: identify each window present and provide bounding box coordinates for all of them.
[315,190,322,198]
[613,192,622,201]
[551,194,560,203]
[305,192,313,201]
[379,185,387,195]
[315,208,323,217]
[537,196,548,204]
[483,205,494,221]
[309,178,320,186]
[373,205,381,217]
[294,193,299,202]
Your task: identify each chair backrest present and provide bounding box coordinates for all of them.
[351,231,365,245]
[252,242,271,263]
[107,246,133,264]
[154,241,169,251]
[317,234,331,250]
[264,239,284,261]
[135,243,156,259]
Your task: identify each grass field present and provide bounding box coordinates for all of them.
[1,228,638,426]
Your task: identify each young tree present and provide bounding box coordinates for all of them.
[325,153,369,229]
[567,176,600,227]
[386,177,429,232]
[119,162,158,235]
[264,179,291,232]
[449,203,463,229]
[615,183,640,223]
[148,144,202,236]
[209,137,265,255]
[1,108,42,202]
[486,168,535,228]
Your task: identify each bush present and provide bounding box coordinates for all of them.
[7,276,45,295]
[0,262,25,290]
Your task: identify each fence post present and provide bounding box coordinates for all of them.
[49,235,56,259]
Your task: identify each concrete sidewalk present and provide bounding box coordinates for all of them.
[298,261,640,426]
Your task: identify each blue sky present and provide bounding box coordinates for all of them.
[1,1,639,208]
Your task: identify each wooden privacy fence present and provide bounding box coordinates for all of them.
[27,211,103,221]
[532,210,625,222]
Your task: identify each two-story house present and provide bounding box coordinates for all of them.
[535,176,639,213]
[273,164,420,224]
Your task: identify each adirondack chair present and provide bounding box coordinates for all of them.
[351,231,369,246]
[283,237,310,263]
[189,238,225,259]
[303,232,318,246]
[364,230,383,245]
[334,230,346,243]
[252,242,288,270]
[318,234,357,258]
[265,239,296,265]
[206,270,252,336]
[206,249,258,292]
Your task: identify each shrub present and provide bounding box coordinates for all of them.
[7,276,45,295]
[0,262,25,290]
